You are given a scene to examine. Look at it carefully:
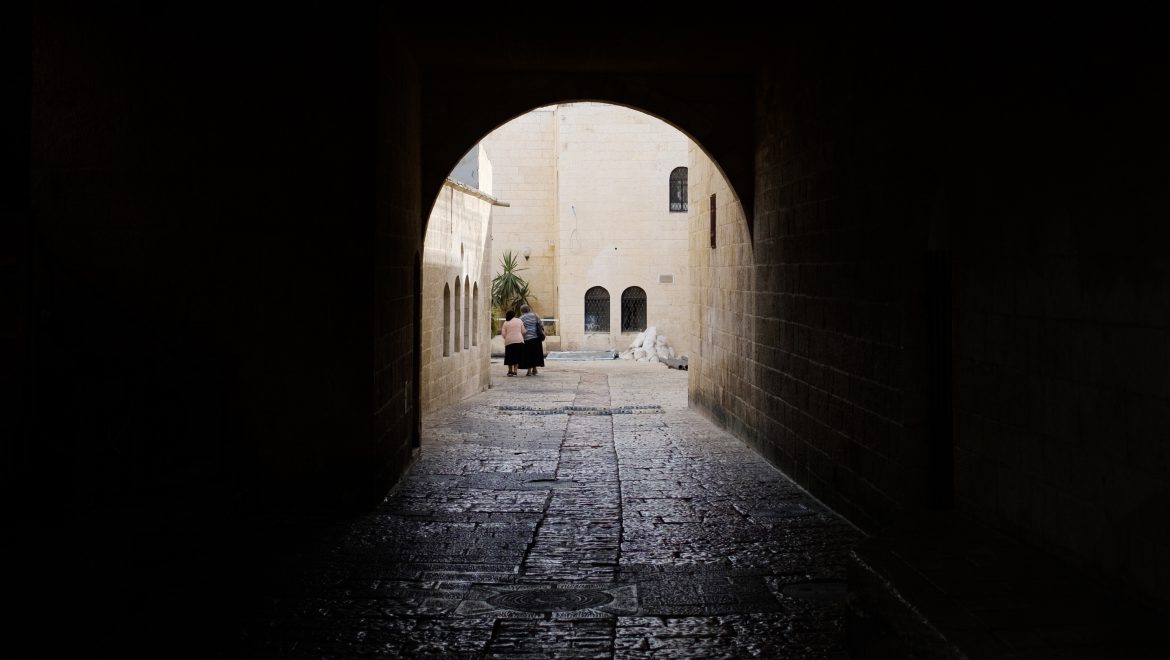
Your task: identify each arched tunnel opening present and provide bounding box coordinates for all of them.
[13,11,1170,657]
[418,101,742,416]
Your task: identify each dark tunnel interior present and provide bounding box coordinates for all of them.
[6,9,1169,657]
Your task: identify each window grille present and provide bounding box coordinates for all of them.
[669,167,688,212]
[621,286,647,332]
[584,286,611,333]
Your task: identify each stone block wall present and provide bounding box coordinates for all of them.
[480,108,559,321]
[421,182,493,415]
[688,144,754,445]
[482,103,691,354]
[375,24,423,504]
[689,43,934,532]
[947,41,1170,605]
[686,29,1170,607]
[23,7,419,649]
[554,103,692,355]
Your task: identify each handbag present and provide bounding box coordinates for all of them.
[536,320,546,341]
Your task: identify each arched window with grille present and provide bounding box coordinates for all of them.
[621,286,647,332]
[669,167,687,212]
[454,278,461,352]
[584,286,610,333]
[442,283,451,357]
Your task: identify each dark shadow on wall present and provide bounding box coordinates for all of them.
[17,7,402,655]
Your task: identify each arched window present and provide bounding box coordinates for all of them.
[584,286,610,333]
[472,283,479,346]
[463,276,470,350]
[621,287,647,332]
[669,167,688,213]
[442,283,451,357]
[454,278,461,353]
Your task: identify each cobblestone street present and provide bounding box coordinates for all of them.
[243,362,861,658]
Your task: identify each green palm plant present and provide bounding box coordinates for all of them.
[491,250,535,332]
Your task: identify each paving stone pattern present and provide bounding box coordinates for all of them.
[243,362,860,658]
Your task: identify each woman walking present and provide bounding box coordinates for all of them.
[500,309,525,377]
[518,304,545,376]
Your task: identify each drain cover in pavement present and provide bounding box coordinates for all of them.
[780,579,848,603]
[498,404,664,416]
[456,583,638,618]
[487,588,614,612]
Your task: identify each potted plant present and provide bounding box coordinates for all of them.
[490,250,535,334]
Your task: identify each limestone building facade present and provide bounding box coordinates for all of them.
[482,103,693,356]
[419,147,500,414]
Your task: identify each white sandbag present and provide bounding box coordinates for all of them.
[637,357,648,362]
[655,335,668,346]
[641,326,658,348]
[620,351,633,360]
[648,354,660,363]
[630,332,645,349]
[656,345,672,360]
[633,348,647,360]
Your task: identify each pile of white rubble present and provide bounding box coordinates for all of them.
[618,326,677,363]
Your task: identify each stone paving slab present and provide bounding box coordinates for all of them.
[238,362,860,657]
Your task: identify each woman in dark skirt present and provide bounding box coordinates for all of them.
[518,304,545,376]
[500,309,525,376]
